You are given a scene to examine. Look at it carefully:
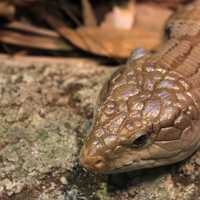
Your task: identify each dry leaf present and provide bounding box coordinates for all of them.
[82,0,97,26]
[136,3,173,32]
[13,0,40,7]
[139,0,191,9]
[101,0,136,30]
[0,1,173,58]
[0,1,15,19]
[44,13,161,58]
[6,21,59,38]
[0,29,70,51]
[76,26,161,58]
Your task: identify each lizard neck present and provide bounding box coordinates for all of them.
[147,0,200,89]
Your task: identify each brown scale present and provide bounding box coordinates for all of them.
[157,39,179,59]
[159,40,192,69]
[175,43,200,77]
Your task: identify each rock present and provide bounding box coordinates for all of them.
[0,55,200,200]
[60,176,68,185]
[195,158,200,166]
[0,55,112,199]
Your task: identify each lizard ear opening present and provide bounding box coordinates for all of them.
[130,134,148,148]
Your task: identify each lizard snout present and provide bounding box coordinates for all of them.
[80,147,106,172]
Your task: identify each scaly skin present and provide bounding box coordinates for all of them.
[79,0,200,173]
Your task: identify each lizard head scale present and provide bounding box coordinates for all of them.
[80,56,200,174]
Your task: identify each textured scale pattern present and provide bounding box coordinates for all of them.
[80,0,200,173]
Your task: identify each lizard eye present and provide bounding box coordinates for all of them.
[165,25,172,39]
[130,134,148,148]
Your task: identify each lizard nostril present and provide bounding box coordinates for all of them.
[93,157,105,169]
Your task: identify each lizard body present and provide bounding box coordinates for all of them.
[80,0,200,173]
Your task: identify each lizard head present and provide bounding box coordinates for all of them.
[80,58,199,173]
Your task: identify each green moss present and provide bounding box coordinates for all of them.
[83,120,92,131]
[96,183,110,200]
[0,126,8,135]
[37,130,49,141]
[158,187,170,200]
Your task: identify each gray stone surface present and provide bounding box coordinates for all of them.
[0,56,111,199]
[0,55,200,200]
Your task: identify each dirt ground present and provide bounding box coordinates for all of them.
[0,55,200,200]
